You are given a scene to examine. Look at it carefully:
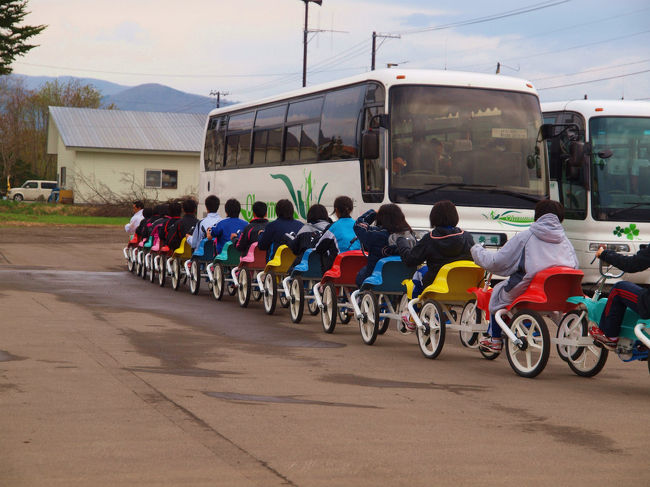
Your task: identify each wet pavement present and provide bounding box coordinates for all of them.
[0,226,648,486]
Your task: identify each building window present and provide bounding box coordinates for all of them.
[145,169,178,189]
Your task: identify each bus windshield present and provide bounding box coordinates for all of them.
[590,116,650,221]
[389,85,547,208]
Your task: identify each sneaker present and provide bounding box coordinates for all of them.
[400,314,417,333]
[479,337,503,352]
[588,326,618,348]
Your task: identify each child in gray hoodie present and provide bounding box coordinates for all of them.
[471,199,578,352]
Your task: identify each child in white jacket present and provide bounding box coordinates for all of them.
[471,200,578,352]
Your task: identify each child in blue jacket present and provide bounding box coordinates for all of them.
[353,203,413,287]
[258,199,303,261]
[208,198,248,253]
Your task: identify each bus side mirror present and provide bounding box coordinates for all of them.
[361,130,379,160]
[539,123,555,140]
[369,114,390,129]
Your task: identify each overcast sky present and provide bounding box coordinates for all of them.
[14,0,650,108]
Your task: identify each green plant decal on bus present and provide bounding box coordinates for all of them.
[271,171,328,219]
[613,224,641,240]
[483,210,533,227]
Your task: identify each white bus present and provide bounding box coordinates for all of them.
[200,69,548,248]
[543,99,650,284]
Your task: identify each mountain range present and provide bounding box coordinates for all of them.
[12,74,231,114]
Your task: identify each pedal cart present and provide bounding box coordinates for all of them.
[561,260,650,377]
[406,261,485,359]
[169,237,192,291]
[314,250,367,334]
[284,248,323,323]
[149,232,173,287]
[123,235,139,273]
[187,238,216,295]
[258,245,295,315]
[207,241,240,301]
[351,256,416,346]
[468,266,584,378]
[232,242,266,308]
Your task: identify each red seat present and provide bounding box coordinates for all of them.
[508,266,584,312]
[321,250,367,286]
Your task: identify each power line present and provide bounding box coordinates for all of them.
[532,58,650,82]
[537,68,650,90]
[394,0,570,36]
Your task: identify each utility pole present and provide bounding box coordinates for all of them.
[209,90,229,108]
[301,0,322,87]
[371,31,401,70]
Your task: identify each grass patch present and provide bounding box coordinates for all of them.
[0,200,127,226]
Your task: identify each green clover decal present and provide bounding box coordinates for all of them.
[613,224,640,240]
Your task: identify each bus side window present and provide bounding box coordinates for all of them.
[361,106,385,203]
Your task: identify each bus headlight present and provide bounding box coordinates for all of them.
[588,243,630,252]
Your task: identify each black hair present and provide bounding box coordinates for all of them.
[168,201,182,217]
[376,204,411,233]
[160,204,170,216]
[182,199,197,214]
[133,200,144,209]
[275,199,295,220]
[225,198,241,218]
[205,195,220,213]
[333,195,353,218]
[306,204,329,224]
[429,200,459,228]
[534,199,564,222]
[142,207,153,218]
[152,204,164,216]
[252,201,267,218]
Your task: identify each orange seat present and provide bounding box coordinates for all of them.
[321,250,367,286]
[508,266,584,312]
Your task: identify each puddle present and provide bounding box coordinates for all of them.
[320,373,485,396]
[204,391,379,409]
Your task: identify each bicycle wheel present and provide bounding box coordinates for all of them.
[148,256,156,283]
[237,269,251,307]
[377,294,391,335]
[263,271,277,314]
[127,250,135,272]
[321,283,337,333]
[212,263,225,301]
[289,277,305,324]
[171,258,180,290]
[359,292,379,345]
[556,310,587,362]
[417,300,446,359]
[567,341,608,377]
[459,300,483,348]
[189,260,200,295]
[158,257,166,287]
[505,310,550,378]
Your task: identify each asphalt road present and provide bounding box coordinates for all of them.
[0,225,648,486]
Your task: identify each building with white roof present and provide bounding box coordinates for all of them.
[47,106,206,203]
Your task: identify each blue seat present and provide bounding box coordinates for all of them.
[291,248,322,279]
[361,256,415,293]
[192,238,216,261]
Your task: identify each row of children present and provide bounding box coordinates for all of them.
[127,194,646,354]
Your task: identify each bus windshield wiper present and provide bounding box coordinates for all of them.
[406,183,495,200]
[481,188,543,203]
[607,201,650,217]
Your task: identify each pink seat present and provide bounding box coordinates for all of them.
[239,242,267,269]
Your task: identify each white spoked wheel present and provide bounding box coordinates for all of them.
[556,310,587,362]
[171,258,181,290]
[252,273,263,302]
[158,257,166,287]
[459,299,483,348]
[567,341,609,377]
[189,260,200,295]
[149,255,157,283]
[359,292,379,345]
[237,269,251,308]
[417,300,446,359]
[212,263,225,300]
[307,282,320,316]
[263,271,277,315]
[505,310,550,378]
[321,283,337,334]
[338,288,352,325]
[289,277,305,324]
[141,253,148,280]
[127,250,135,272]
[377,294,391,335]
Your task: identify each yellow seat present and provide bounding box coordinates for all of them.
[419,260,484,302]
[264,244,296,274]
[173,237,192,260]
